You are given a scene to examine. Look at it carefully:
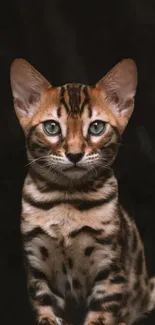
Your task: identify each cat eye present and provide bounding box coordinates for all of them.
[43,120,61,136]
[88,120,106,136]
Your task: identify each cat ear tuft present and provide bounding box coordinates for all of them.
[10,59,51,125]
[96,59,138,133]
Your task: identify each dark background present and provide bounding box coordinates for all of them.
[1,1,155,324]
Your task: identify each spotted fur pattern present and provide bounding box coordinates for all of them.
[10,58,155,325]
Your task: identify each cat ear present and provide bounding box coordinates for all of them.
[96,59,137,133]
[10,59,51,126]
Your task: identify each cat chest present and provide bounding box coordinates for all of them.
[22,200,116,238]
[25,216,118,300]
[23,201,118,299]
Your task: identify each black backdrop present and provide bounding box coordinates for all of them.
[1,1,155,324]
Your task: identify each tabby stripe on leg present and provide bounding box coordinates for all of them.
[34,293,53,306]
[94,269,111,282]
[29,289,64,316]
[30,267,48,282]
[101,293,123,303]
[89,299,120,313]
[88,293,122,311]
[110,275,127,284]
[23,191,116,210]
[36,293,64,315]
[28,267,65,311]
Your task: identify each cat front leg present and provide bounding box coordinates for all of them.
[84,268,127,325]
[28,271,65,325]
[22,225,66,325]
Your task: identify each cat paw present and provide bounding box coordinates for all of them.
[39,318,55,325]
[84,311,105,325]
[84,311,126,325]
[38,316,65,325]
[55,317,66,325]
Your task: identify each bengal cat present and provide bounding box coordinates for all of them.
[10,58,155,325]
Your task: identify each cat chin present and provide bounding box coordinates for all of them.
[32,162,90,185]
[62,167,88,179]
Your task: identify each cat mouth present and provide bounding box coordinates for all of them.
[62,166,88,177]
[64,166,86,171]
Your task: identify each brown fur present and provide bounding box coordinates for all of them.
[10,58,155,325]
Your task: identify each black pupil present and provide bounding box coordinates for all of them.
[90,121,104,134]
[49,122,59,133]
[94,123,98,130]
[51,123,55,129]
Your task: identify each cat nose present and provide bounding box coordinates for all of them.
[66,152,84,164]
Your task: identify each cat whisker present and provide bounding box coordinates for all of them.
[87,163,98,177]
[25,156,49,167]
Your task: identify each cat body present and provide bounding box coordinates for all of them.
[10,59,155,325]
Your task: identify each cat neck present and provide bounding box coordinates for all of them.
[28,164,118,196]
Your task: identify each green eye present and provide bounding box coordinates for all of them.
[88,120,106,136]
[43,120,61,136]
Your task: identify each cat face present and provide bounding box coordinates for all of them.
[24,84,121,179]
[10,59,137,180]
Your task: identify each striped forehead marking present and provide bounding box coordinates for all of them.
[59,84,92,117]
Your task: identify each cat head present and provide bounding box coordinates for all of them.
[10,58,137,182]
